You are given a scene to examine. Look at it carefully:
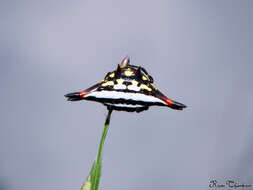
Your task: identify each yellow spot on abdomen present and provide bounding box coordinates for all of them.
[142,76,148,80]
[150,83,158,90]
[116,78,124,84]
[140,84,152,91]
[131,80,139,86]
[109,73,115,78]
[102,81,114,87]
[124,70,134,76]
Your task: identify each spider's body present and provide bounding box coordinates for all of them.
[65,56,186,112]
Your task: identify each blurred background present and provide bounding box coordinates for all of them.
[0,0,253,190]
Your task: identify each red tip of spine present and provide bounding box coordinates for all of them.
[164,98,173,106]
[79,91,87,98]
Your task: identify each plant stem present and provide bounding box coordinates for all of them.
[93,108,112,190]
[97,108,113,164]
[81,109,113,190]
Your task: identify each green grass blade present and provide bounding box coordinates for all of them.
[81,109,113,190]
[81,162,94,190]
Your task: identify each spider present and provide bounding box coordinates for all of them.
[65,56,186,113]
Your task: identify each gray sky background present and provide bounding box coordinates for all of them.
[0,1,253,190]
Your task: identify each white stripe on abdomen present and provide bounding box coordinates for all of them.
[85,91,165,104]
[104,103,145,108]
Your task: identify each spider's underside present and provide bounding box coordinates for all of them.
[65,56,186,113]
